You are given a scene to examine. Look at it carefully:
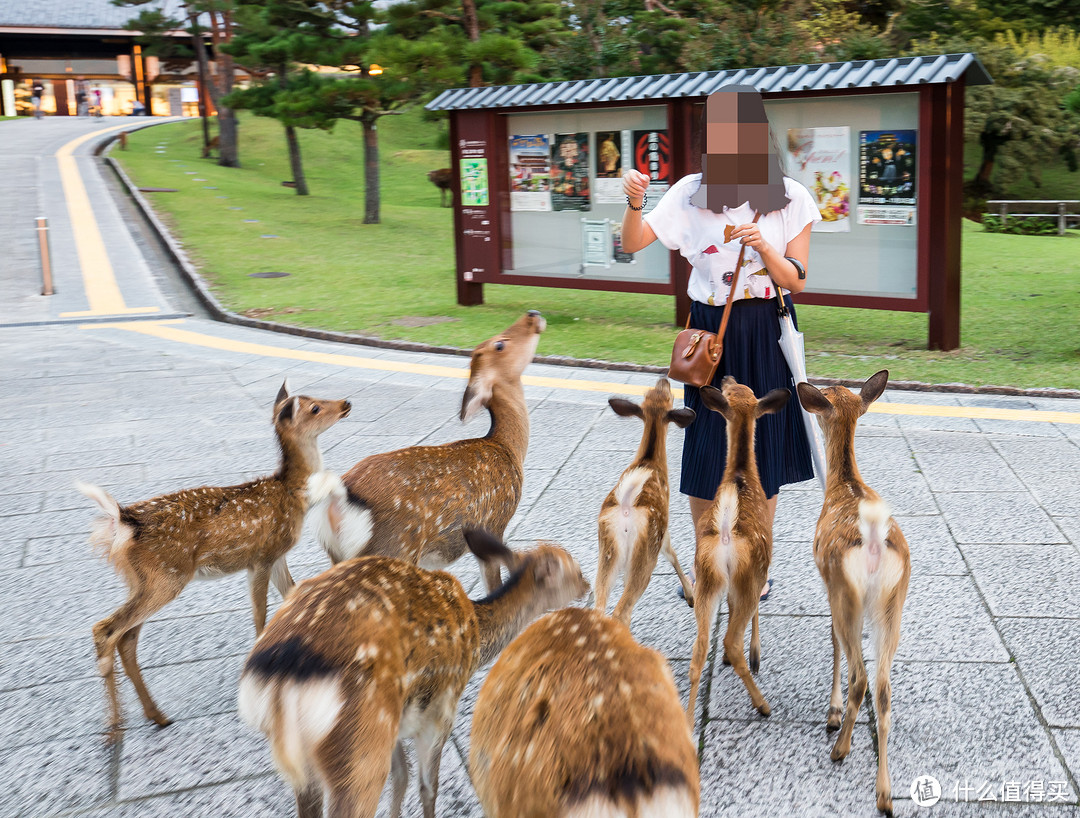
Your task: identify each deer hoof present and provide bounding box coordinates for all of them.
[826,707,842,732]
[749,652,760,674]
[151,713,173,728]
[830,740,850,762]
[876,790,893,816]
[756,701,771,717]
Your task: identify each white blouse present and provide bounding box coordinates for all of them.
[645,175,821,305]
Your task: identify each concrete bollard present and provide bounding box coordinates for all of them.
[36,217,54,296]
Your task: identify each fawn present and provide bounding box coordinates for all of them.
[686,377,790,725]
[797,371,910,816]
[238,528,588,818]
[77,382,350,740]
[312,310,545,592]
[471,606,699,817]
[595,378,696,624]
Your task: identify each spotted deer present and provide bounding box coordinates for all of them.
[686,377,790,725]
[595,378,696,625]
[312,310,544,592]
[470,606,699,817]
[238,528,588,818]
[797,371,910,816]
[77,382,350,740]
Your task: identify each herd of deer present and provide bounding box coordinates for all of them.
[77,310,911,818]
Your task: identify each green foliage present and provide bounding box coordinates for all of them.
[982,215,1062,235]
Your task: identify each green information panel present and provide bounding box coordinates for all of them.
[460,158,489,206]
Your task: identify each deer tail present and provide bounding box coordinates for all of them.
[75,481,126,561]
[858,499,891,575]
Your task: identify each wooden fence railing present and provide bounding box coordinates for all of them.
[984,200,1080,236]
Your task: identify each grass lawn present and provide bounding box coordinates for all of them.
[114,112,1080,389]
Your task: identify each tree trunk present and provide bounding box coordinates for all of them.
[285,125,309,196]
[362,112,380,224]
[462,0,483,87]
[188,9,239,167]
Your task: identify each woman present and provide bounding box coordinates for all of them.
[620,85,820,600]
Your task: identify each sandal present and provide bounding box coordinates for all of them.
[759,578,774,602]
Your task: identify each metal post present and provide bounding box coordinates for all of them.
[999,201,1007,227]
[36,217,54,296]
[1059,201,1067,237]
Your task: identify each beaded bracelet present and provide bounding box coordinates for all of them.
[626,194,647,211]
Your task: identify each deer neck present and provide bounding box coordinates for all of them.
[471,569,543,667]
[275,433,322,490]
[824,422,864,495]
[485,381,529,464]
[721,415,760,489]
[633,418,667,468]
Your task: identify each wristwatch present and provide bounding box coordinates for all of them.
[784,256,806,280]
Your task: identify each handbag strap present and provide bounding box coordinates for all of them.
[714,211,761,343]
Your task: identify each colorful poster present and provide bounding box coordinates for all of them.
[787,127,852,233]
[632,130,671,212]
[594,130,626,204]
[550,132,591,211]
[460,158,489,207]
[859,130,916,206]
[509,134,551,212]
[581,219,611,267]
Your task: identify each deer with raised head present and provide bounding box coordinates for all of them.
[77,382,350,740]
[686,377,790,725]
[797,371,910,816]
[596,378,696,624]
[312,310,545,592]
[238,528,588,818]
[471,606,699,818]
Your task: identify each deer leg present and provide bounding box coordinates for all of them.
[116,625,171,727]
[249,564,272,635]
[687,549,721,728]
[723,586,770,717]
[874,594,904,816]
[269,555,295,599]
[389,740,409,818]
[416,726,449,818]
[92,578,184,739]
[593,526,618,615]
[661,531,695,608]
[295,783,323,818]
[826,623,843,732]
[830,601,866,762]
[326,736,391,818]
[482,561,503,594]
[612,536,658,628]
[749,606,762,674]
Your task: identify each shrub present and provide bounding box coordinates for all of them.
[982,215,1061,235]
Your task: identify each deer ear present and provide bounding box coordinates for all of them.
[463,528,516,566]
[460,370,494,422]
[276,396,299,424]
[796,382,833,416]
[756,388,790,417]
[859,370,889,412]
[608,398,643,419]
[699,385,728,415]
[276,380,290,407]
[667,408,696,428]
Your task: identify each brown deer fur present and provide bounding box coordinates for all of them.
[313,311,545,593]
[595,378,696,624]
[686,377,790,725]
[427,168,452,206]
[77,382,350,740]
[797,371,910,817]
[238,528,588,818]
[470,607,700,818]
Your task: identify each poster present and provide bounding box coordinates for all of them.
[787,127,852,233]
[632,130,671,212]
[594,130,625,205]
[550,132,591,211]
[509,134,551,212]
[857,206,917,226]
[582,219,612,267]
[460,157,489,206]
[859,130,916,206]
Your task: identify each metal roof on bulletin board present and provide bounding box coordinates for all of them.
[426,53,992,111]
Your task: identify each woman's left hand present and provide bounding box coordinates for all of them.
[731,222,772,254]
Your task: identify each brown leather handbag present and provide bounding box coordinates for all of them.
[668,212,760,388]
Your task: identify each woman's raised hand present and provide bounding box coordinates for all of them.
[623,169,650,207]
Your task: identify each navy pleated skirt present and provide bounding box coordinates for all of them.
[680,295,814,500]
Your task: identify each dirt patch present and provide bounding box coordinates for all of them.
[241,306,309,319]
[389,316,460,328]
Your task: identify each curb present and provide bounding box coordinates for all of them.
[101,124,1080,401]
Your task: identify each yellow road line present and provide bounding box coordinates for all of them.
[84,320,1080,425]
[56,124,160,318]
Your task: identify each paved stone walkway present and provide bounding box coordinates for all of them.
[1,118,1079,817]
